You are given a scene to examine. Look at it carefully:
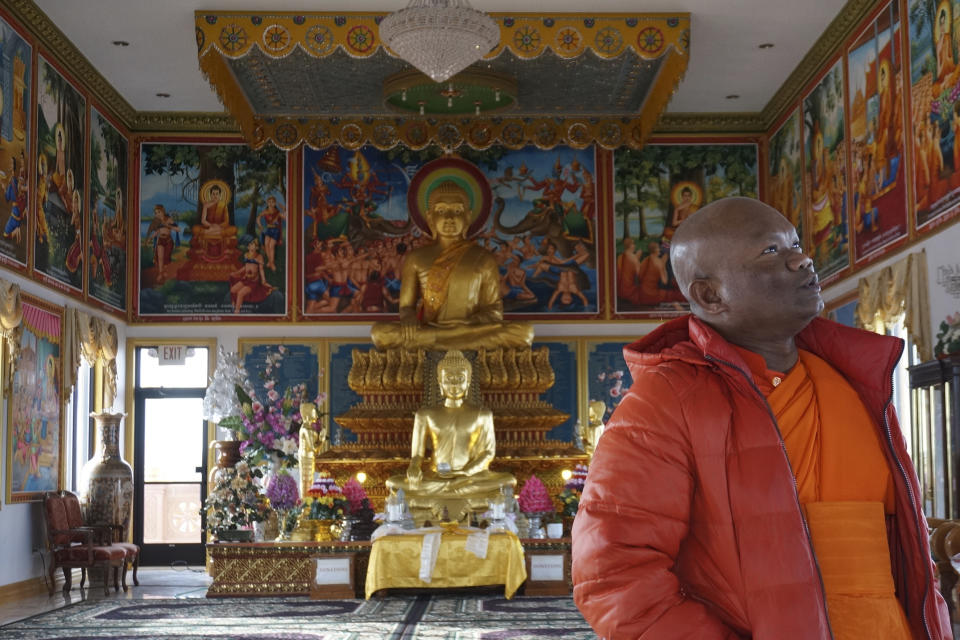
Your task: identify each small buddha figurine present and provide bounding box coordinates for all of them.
[582,400,607,458]
[297,402,327,499]
[371,180,533,351]
[386,349,515,510]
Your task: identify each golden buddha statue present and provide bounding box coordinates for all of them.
[297,402,328,499]
[370,181,533,351]
[386,349,515,512]
[582,399,607,458]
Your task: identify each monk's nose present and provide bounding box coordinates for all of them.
[787,250,814,272]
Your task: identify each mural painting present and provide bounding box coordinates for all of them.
[802,59,851,281]
[137,142,288,319]
[34,56,85,293]
[5,297,63,503]
[0,16,31,269]
[848,1,909,262]
[768,110,805,238]
[612,143,759,315]
[907,0,960,229]
[301,144,598,319]
[88,108,128,312]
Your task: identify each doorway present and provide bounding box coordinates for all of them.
[132,344,212,565]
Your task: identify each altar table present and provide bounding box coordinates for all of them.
[364,529,527,599]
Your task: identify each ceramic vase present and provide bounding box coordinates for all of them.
[78,412,133,535]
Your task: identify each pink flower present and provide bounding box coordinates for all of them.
[609,387,621,398]
[267,389,279,402]
[278,345,286,354]
[251,401,263,413]
[264,380,276,390]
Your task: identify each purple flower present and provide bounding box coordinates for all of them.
[265,471,299,510]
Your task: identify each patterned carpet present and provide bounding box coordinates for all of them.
[0,595,597,639]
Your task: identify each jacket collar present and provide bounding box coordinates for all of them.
[624,314,903,412]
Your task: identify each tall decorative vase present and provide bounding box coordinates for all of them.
[78,412,133,536]
[209,440,242,488]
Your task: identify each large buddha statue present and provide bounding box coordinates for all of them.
[386,349,515,512]
[370,180,533,351]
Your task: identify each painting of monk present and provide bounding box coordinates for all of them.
[88,108,128,313]
[907,0,960,230]
[0,16,31,270]
[767,109,804,237]
[848,1,909,262]
[802,59,851,282]
[612,142,759,316]
[137,142,288,320]
[33,56,85,294]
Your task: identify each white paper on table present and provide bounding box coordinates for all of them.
[419,532,442,583]
[464,529,490,559]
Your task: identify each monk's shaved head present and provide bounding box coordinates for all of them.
[671,197,796,314]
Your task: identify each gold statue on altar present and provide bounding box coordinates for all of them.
[370,181,533,351]
[297,402,327,498]
[582,399,607,458]
[386,349,515,513]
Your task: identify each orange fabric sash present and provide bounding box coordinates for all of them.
[421,240,472,323]
[736,347,909,639]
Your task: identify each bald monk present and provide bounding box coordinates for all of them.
[371,180,532,351]
[572,197,950,639]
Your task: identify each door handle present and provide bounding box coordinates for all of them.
[195,466,204,474]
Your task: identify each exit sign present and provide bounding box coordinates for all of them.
[158,345,187,366]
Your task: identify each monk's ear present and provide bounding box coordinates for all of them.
[687,278,727,316]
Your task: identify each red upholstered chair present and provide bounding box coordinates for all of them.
[61,490,140,590]
[41,492,124,596]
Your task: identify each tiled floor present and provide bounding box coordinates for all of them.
[0,564,211,627]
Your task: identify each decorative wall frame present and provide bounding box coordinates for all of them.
[5,294,64,503]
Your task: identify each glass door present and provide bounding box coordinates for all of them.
[133,346,210,565]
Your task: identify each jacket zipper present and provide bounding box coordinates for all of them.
[877,340,933,639]
[705,353,835,640]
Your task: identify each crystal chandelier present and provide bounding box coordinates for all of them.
[379,0,500,83]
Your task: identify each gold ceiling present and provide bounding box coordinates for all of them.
[195,12,689,150]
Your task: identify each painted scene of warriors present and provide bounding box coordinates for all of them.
[848,1,909,261]
[138,142,288,318]
[0,17,31,268]
[802,59,850,281]
[612,143,759,315]
[34,56,85,293]
[87,108,128,312]
[302,144,598,318]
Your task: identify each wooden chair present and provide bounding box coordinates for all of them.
[41,492,124,596]
[61,490,140,590]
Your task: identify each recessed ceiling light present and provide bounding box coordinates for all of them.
[156,92,171,98]
[758,43,775,49]
[112,40,129,47]
[725,94,740,100]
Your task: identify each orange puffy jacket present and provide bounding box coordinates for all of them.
[572,315,950,639]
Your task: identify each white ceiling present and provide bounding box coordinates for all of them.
[32,0,849,115]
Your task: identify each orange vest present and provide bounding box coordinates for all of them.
[734,346,913,640]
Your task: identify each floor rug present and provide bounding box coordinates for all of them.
[0,595,597,640]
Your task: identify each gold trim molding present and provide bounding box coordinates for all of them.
[9,0,881,138]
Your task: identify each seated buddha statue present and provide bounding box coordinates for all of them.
[386,349,515,512]
[190,181,238,261]
[370,180,533,351]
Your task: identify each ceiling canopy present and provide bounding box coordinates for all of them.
[195,12,689,150]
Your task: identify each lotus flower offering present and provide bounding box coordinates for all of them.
[518,474,553,514]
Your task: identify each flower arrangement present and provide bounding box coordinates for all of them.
[935,312,960,358]
[342,477,372,515]
[302,471,349,520]
[218,345,324,467]
[518,474,554,514]
[558,464,588,517]
[265,468,301,511]
[202,459,271,532]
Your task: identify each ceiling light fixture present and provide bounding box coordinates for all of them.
[758,42,774,49]
[156,92,171,98]
[384,68,516,116]
[725,94,740,100]
[379,0,501,83]
[112,40,129,47]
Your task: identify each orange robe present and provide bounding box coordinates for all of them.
[734,346,912,640]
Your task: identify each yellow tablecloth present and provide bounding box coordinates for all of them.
[365,530,527,599]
